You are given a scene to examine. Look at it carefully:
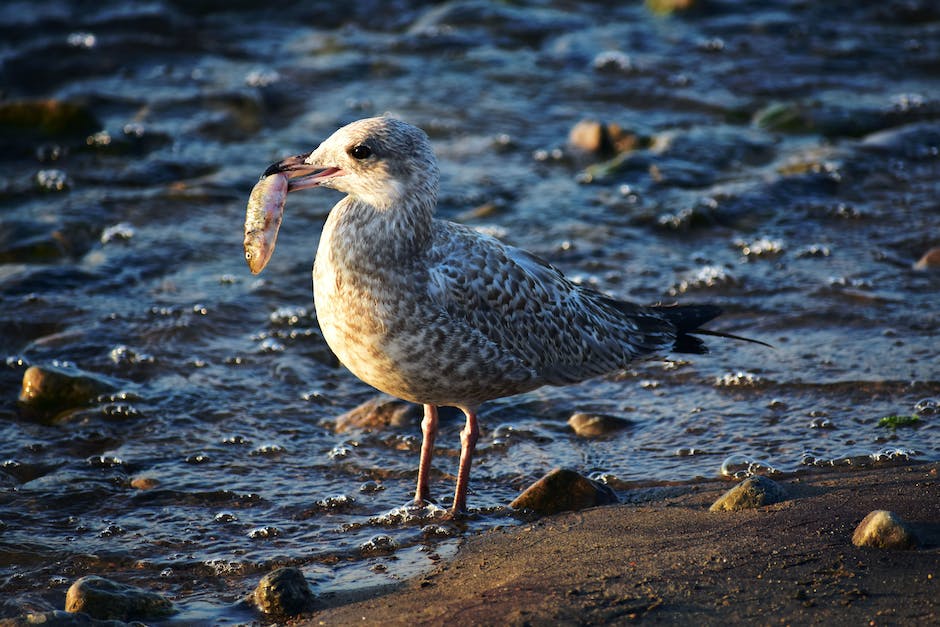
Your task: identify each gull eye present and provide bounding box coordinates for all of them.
[349,144,372,160]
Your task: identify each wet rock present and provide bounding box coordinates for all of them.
[568,413,632,438]
[253,567,316,617]
[18,366,115,422]
[129,476,159,490]
[852,510,918,549]
[333,396,460,433]
[64,576,175,621]
[646,0,696,14]
[333,396,422,433]
[913,247,940,270]
[510,468,618,516]
[0,610,140,626]
[709,475,787,512]
[752,101,813,134]
[0,99,100,139]
[0,221,97,264]
[569,120,617,154]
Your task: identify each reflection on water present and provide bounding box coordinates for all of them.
[1,0,938,620]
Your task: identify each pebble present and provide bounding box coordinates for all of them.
[567,412,633,438]
[252,567,316,617]
[709,475,787,512]
[509,468,618,516]
[18,366,114,422]
[129,477,159,490]
[64,576,175,621]
[851,510,918,549]
[568,119,641,155]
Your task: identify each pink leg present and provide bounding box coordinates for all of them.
[451,408,479,515]
[414,404,438,505]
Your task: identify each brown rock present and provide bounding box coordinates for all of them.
[129,477,159,490]
[64,576,175,621]
[568,412,632,438]
[852,510,918,549]
[646,0,696,14]
[253,567,316,616]
[18,366,113,422]
[568,120,639,155]
[0,99,100,138]
[333,396,422,433]
[709,475,787,512]
[510,468,618,516]
[333,396,461,433]
[913,247,940,270]
[569,119,611,153]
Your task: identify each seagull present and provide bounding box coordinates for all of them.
[245,116,764,515]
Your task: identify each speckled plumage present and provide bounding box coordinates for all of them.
[258,116,728,513]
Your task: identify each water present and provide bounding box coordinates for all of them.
[1,0,939,620]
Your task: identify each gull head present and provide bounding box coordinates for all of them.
[267,116,440,211]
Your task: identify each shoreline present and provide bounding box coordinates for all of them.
[305,462,939,625]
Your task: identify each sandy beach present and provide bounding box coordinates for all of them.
[308,463,939,625]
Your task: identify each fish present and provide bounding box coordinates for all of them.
[244,172,288,274]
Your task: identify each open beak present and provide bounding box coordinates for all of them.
[263,153,345,192]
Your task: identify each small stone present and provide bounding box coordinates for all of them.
[253,567,316,617]
[852,510,918,549]
[709,475,787,512]
[510,468,618,516]
[18,366,114,422]
[64,576,175,621]
[567,413,632,438]
[129,477,159,490]
[569,119,611,153]
[913,247,940,270]
[568,119,639,155]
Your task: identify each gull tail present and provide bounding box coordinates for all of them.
[651,304,772,354]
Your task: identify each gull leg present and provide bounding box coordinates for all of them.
[451,408,479,515]
[414,404,438,505]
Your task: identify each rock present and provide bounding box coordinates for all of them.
[852,510,918,549]
[569,120,612,153]
[18,366,115,422]
[129,477,159,490]
[510,468,618,516]
[913,247,940,270]
[333,396,422,433]
[0,99,100,138]
[333,396,460,433]
[0,610,141,626]
[64,576,175,621]
[645,0,696,14]
[568,412,632,438]
[568,119,641,155]
[709,475,787,512]
[253,567,316,617]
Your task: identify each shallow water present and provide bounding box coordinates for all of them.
[1,0,938,621]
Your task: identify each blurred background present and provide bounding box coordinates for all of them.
[1,0,938,621]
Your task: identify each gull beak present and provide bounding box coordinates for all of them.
[263,153,345,192]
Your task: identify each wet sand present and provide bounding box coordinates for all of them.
[309,463,939,625]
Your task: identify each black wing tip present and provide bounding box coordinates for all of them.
[650,303,772,353]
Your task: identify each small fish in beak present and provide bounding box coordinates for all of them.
[243,152,346,274]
